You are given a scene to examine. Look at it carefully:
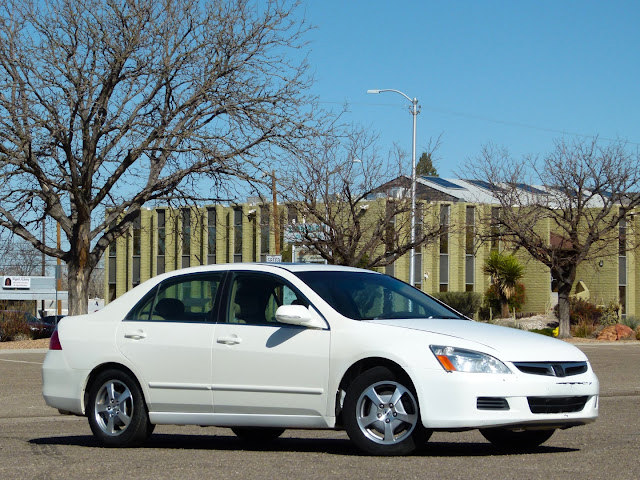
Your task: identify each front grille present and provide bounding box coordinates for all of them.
[477,397,510,410]
[513,362,588,377]
[527,396,589,414]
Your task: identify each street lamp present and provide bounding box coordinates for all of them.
[367,88,419,286]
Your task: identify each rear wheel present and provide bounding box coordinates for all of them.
[87,369,152,447]
[343,366,430,456]
[231,427,285,443]
[480,428,555,451]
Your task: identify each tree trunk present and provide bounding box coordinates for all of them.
[557,284,572,338]
[500,301,510,319]
[66,221,93,316]
[67,261,91,315]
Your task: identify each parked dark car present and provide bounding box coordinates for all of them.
[0,310,55,340]
[42,315,66,328]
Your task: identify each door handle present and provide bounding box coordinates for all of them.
[124,330,147,340]
[216,335,242,345]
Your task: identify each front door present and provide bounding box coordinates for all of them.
[211,271,330,425]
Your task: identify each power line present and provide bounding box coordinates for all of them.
[322,100,640,147]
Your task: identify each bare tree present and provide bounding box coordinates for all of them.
[0,0,321,314]
[277,128,444,269]
[0,232,43,275]
[464,138,640,338]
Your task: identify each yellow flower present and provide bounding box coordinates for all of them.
[552,327,559,337]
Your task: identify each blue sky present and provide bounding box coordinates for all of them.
[302,0,640,177]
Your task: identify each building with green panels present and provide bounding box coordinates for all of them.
[105,178,637,318]
[106,203,292,302]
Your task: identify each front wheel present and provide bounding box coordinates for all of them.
[87,369,152,447]
[480,428,555,451]
[343,367,430,456]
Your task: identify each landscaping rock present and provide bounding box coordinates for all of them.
[616,324,635,339]
[597,324,635,341]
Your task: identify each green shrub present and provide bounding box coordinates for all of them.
[622,316,640,330]
[479,283,526,319]
[432,291,482,318]
[599,302,620,326]
[0,312,31,342]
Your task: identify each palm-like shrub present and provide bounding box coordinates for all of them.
[483,251,524,318]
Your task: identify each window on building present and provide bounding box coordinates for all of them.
[181,209,191,268]
[288,205,298,224]
[465,206,475,292]
[490,207,500,251]
[157,209,165,275]
[226,211,231,263]
[385,201,396,274]
[260,205,270,261]
[207,208,216,264]
[251,212,258,262]
[132,212,141,287]
[108,240,116,301]
[414,203,423,289]
[439,205,450,292]
[149,214,154,279]
[233,207,243,263]
[385,262,395,277]
[619,216,627,316]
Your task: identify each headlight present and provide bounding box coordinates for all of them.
[430,345,512,374]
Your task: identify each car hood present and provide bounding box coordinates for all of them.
[367,318,587,362]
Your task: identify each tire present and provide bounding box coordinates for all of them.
[480,428,555,451]
[87,369,152,447]
[231,427,285,443]
[343,366,430,456]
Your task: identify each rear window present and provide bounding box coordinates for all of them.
[295,271,463,321]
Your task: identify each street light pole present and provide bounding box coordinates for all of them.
[367,89,419,286]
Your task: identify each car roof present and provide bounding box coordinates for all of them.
[267,263,378,274]
[151,263,379,277]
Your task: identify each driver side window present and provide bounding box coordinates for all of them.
[226,273,306,325]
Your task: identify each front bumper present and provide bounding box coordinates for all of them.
[415,365,599,430]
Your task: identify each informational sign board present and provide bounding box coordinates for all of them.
[2,276,31,289]
[265,255,282,263]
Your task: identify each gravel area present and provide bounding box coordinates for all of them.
[0,337,50,350]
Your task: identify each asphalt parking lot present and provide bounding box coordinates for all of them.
[1,344,639,480]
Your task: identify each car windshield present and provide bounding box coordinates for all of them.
[295,271,464,321]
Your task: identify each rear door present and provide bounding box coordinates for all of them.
[116,272,223,414]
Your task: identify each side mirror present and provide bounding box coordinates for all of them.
[275,304,326,329]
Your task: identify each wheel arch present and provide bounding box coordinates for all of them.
[335,357,417,426]
[83,362,147,415]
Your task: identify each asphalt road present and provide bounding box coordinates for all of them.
[1,344,639,480]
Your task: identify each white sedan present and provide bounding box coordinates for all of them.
[42,264,598,455]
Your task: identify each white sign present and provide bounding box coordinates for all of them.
[2,276,31,289]
[265,255,282,263]
[284,223,325,244]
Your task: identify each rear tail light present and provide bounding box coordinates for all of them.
[49,330,62,350]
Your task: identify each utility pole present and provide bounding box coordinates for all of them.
[272,170,280,255]
[41,218,46,316]
[57,222,62,315]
